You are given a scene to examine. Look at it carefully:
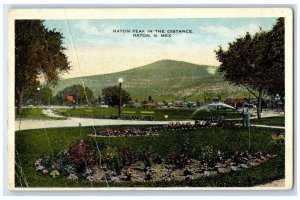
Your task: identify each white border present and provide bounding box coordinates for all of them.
[7,7,294,191]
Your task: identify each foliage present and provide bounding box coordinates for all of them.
[121,148,137,166]
[102,85,132,106]
[142,148,155,167]
[100,146,123,173]
[54,84,95,105]
[166,140,191,168]
[166,148,178,166]
[15,20,70,113]
[70,140,96,171]
[15,125,284,187]
[178,140,191,168]
[215,18,284,118]
[199,146,215,167]
[271,133,285,144]
[40,86,53,105]
[22,85,53,106]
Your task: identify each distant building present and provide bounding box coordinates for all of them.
[65,94,76,103]
[143,102,157,108]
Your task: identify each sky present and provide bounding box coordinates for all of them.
[44,18,277,79]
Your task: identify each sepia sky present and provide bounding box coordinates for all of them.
[44,18,277,79]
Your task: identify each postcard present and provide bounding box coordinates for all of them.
[8,8,293,191]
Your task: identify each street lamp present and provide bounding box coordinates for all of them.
[118,78,123,118]
[275,94,280,112]
[36,87,41,108]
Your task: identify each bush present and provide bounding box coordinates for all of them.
[100,146,122,173]
[122,148,137,166]
[166,140,191,168]
[136,147,155,167]
[70,140,96,171]
[199,145,215,167]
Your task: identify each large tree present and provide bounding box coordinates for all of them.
[102,86,131,106]
[15,20,71,113]
[215,18,284,119]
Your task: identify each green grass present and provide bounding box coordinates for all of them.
[15,125,284,187]
[56,107,196,120]
[15,108,64,120]
[191,110,241,120]
[251,116,285,127]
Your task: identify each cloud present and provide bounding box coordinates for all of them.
[74,21,100,36]
[74,21,118,37]
[198,23,263,40]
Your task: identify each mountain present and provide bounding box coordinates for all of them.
[51,60,246,100]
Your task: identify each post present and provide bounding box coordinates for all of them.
[276,94,280,113]
[119,82,122,118]
[118,78,123,118]
[36,87,41,108]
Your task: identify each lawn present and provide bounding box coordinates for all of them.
[15,108,64,120]
[56,107,197,120]
[251,116,285,127]
[15,125,284,187]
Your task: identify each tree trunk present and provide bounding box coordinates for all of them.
[16,89,24,114]
[257,88,263,119]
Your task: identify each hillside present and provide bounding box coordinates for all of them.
[52,60,246,100]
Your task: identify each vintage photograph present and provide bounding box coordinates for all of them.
[8,8,293,190]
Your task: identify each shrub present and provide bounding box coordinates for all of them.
[70,140,96,171]
[100,146,122,173]
[137,147,155,167]
[199,145,216,167]
[166,148,178,166]
[178,140,191,168]
[122,148,137,166]
[166,140,191,168]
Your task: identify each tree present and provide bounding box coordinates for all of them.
[102,86,131,106]
[54,84,95,105]
[40,86,53,106]
[15,20,71,114]
[215,18,284,119]
[265,18,285,97]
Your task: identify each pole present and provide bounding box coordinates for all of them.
[248,113,251,149]
[36,87,40,108]
[119,82,122,118]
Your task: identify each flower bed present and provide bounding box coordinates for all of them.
[91,121,213,137]
[34,140,277,183]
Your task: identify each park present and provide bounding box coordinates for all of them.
[14,17,286,188]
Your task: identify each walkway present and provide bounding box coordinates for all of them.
[15,117,173,131]
[15,109,285,131]
[15,118,285,131]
